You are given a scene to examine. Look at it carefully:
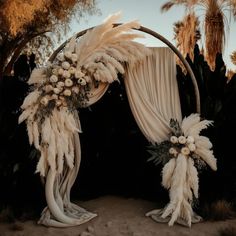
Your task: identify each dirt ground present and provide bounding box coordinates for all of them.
[0,195,235,236]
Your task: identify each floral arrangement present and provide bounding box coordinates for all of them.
[18,12,151,227]
[147,114,217,227]
[19,12,150,176]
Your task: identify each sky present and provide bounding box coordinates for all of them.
[70,0,236,70]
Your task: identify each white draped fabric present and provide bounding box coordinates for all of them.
[124,47,182,144]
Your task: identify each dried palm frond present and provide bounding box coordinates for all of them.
[203,0,226,71]
[161,0,235,72]
[174,13,201,62]
[230,51,236,65]
[161,0,198,12]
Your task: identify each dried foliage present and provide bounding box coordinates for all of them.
[203,0,225,70]
[0,0,97,77]
[174,13,201,61]
[0,0,96,36]
[161,0,236,71]
[161,0,199,12]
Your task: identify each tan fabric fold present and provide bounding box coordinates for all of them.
[124,47,182,143]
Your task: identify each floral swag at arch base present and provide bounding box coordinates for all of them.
[19,12,217,228]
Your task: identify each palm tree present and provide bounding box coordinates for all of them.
[173,13,201,61]
[161,0,236,70]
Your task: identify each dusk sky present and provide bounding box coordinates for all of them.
[70,0,236,70]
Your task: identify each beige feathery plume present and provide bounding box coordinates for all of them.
[47,125,56,172]
[66,135,75,169]
[162,154,189,226]
[28,68,47,85]
[50,113,64,174]
[187,158,199,198]
[195,147,217,171]
[75,12,123,63]
[26,119,34,145]
[73,11,150,83]
[162,158,176,189]
[188,119,213,137]
[181,113,200,135]
[41,117,51,144]
[64,36,76,53]
[36,147,48,177]
[18,106,34,124]
[32,121,40,150]
[195,136,213,150]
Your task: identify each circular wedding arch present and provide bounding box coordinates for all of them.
[33,24,202,227]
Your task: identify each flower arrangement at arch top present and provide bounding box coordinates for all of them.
[33,47,92,120]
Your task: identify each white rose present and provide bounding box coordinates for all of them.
[75,70,85,79]
[40,96,49,106]
[78,78,87,86]
[69,66,76,75]
[65,79,73,87]
[49,75,58,83]
[51,94,58,100]
[170,136,178,144]
[169,147,178,157]
[56,100,62,106]
[62,70,71,79]
[57,53,65,62]
[188,143,196,152]
[178,136,187,144]
[57,81,65,88]
[44,85,53,92]
[63,89,71,96]
[52,68,58,75]
[64,51,72,59]
[187,136,195,144]
[62,61,70,70]
[71,53,78,62]
[181,147,190,156]
[72,86,79,94]
[58,68,64,76]
[53,87,61,94]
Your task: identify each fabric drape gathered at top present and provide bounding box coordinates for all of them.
[124,47,182,144]
[86,82,109,107]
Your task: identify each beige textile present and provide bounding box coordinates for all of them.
[86,82,109,106]
[124,47,182,144]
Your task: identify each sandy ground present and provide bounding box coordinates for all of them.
[0,195,235,236]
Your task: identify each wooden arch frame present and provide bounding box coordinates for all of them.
[32,23,203,227]
[50,24,200,113]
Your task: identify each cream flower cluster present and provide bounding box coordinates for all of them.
[40,51,91,107]
[169,135,196,157]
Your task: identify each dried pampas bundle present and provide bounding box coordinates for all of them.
[147,113,216,227]
[19,12,150,227]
